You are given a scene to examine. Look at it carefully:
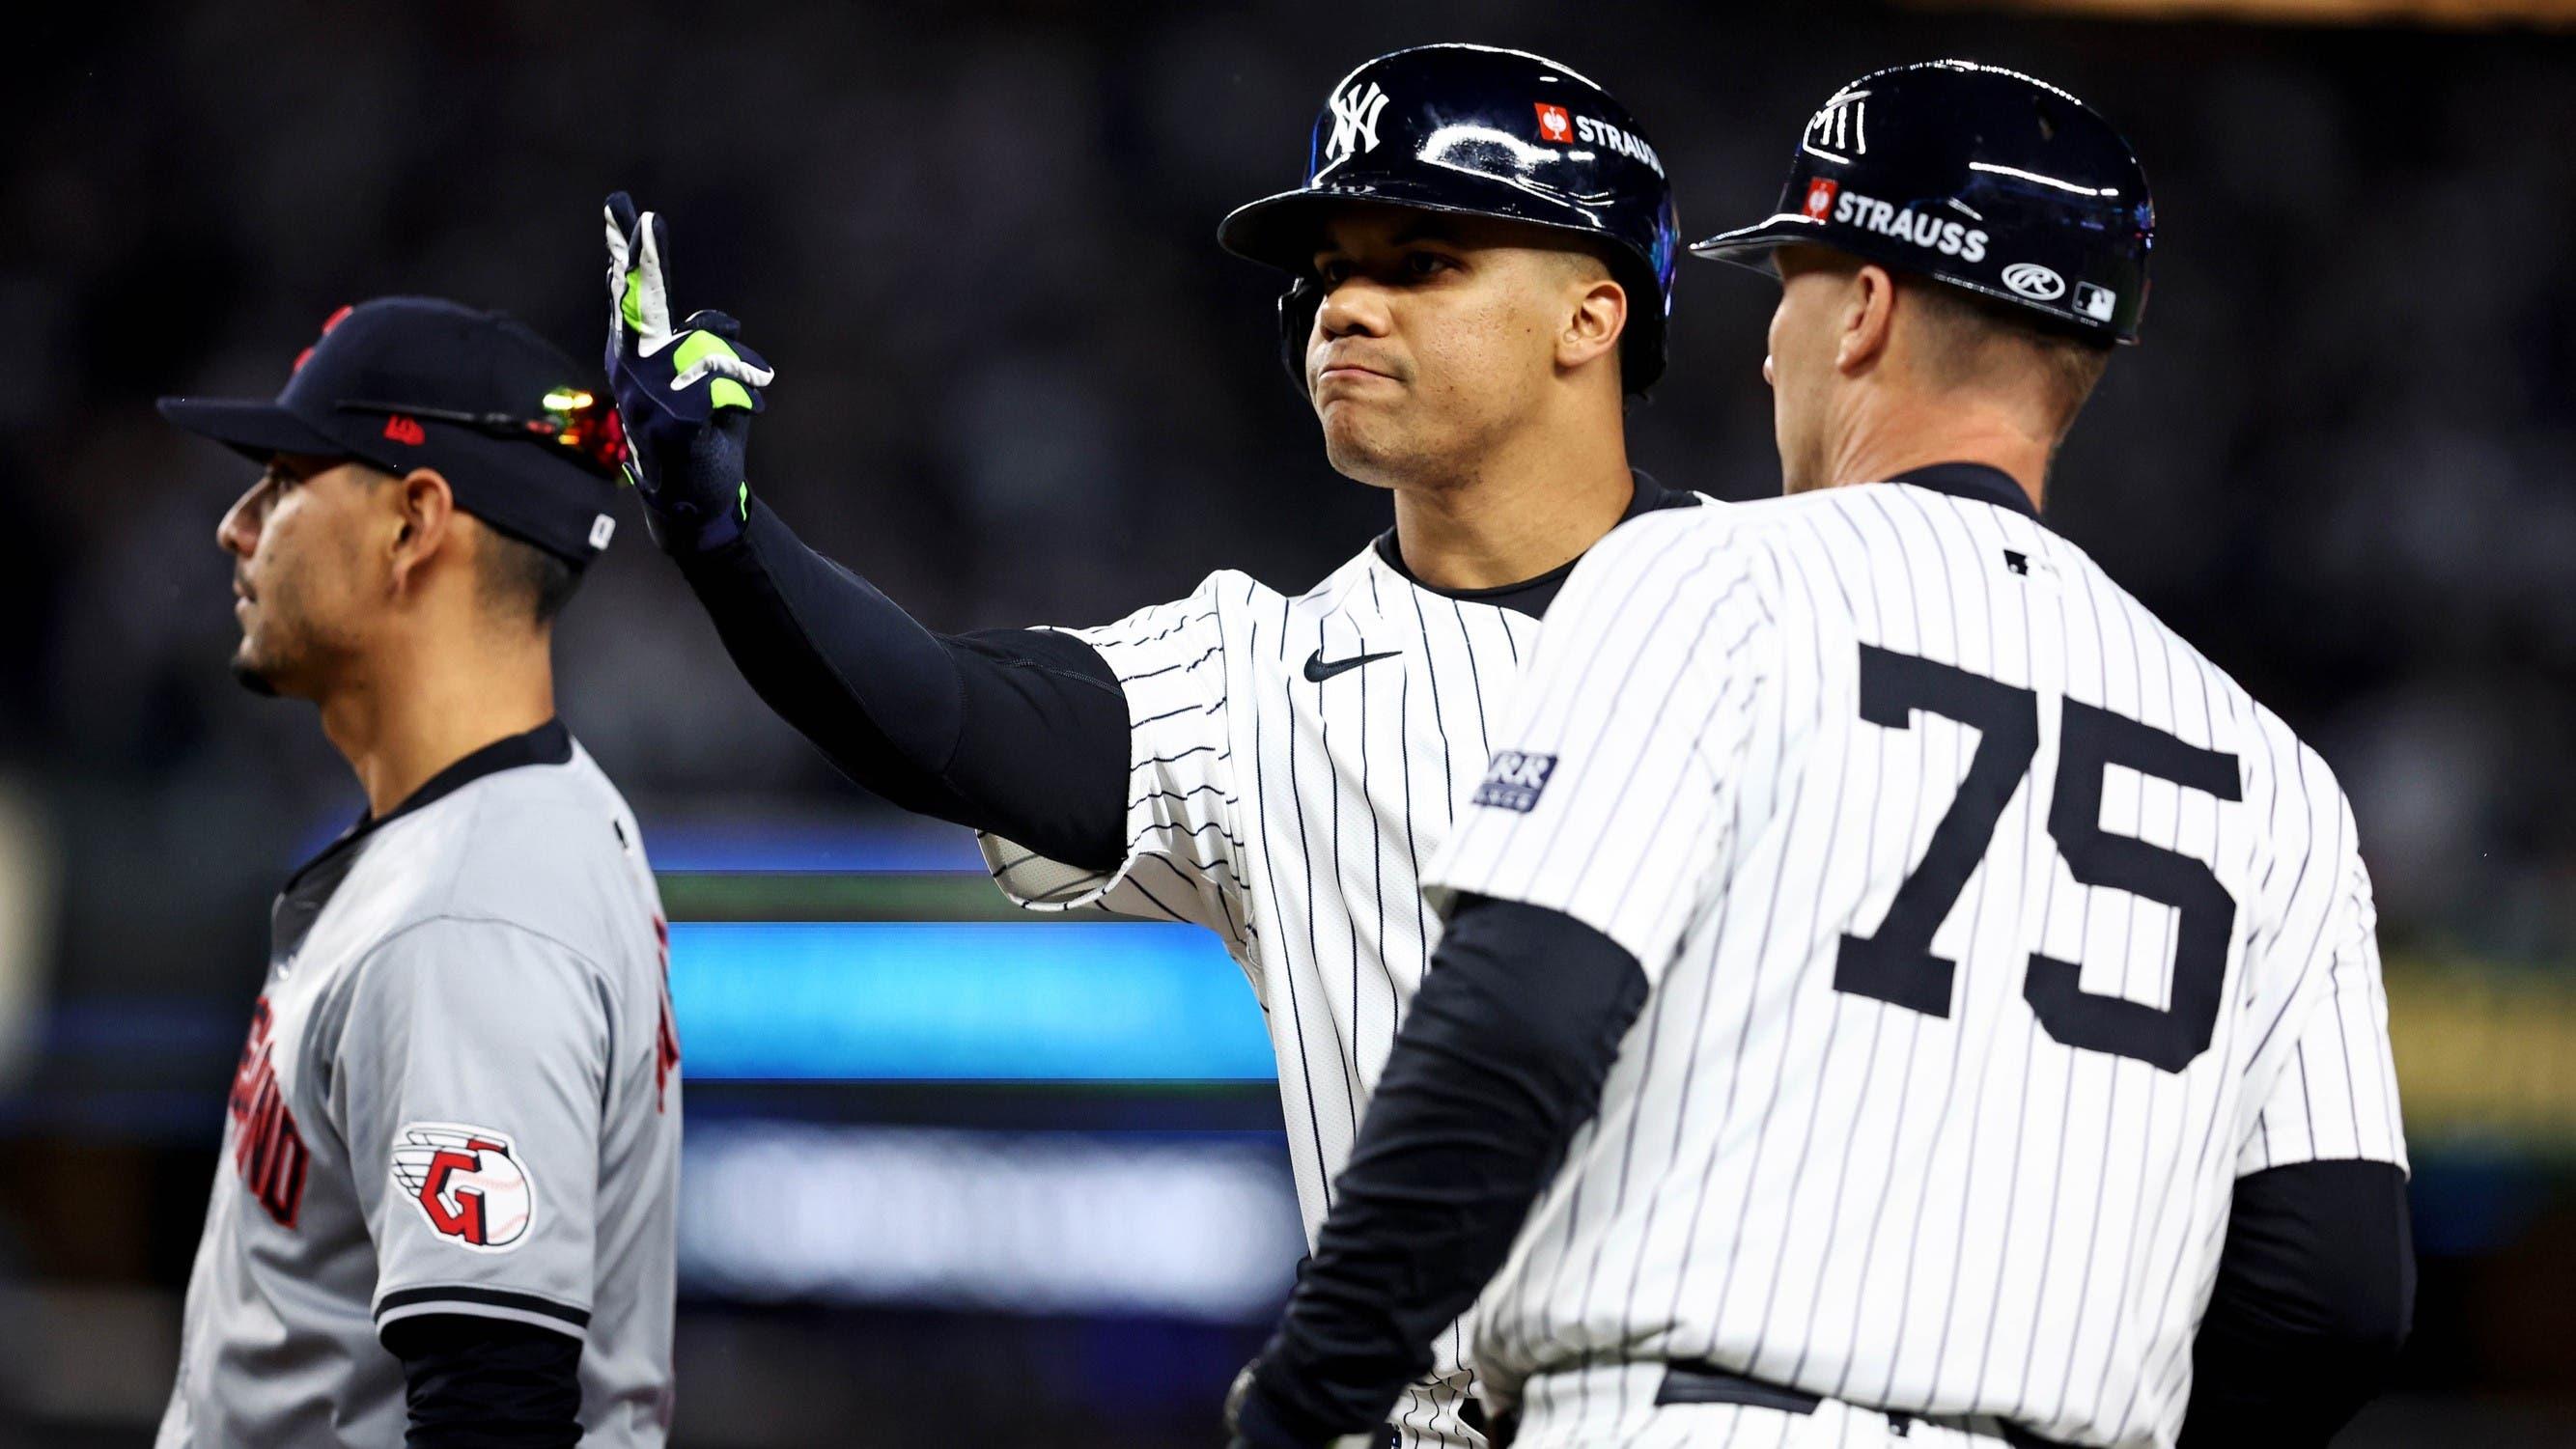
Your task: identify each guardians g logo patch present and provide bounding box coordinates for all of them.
[391,1123,537,1252]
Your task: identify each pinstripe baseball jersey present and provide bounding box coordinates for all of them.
[1419,466,2406,1449]
[981,488,1704,1448]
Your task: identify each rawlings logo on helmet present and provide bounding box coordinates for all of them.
[391,1123,537,1252]
[2002,263,2067,301]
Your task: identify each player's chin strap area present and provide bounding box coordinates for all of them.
[1275,278,1322,398]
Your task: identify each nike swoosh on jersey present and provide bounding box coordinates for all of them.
[1302,649,1402,683]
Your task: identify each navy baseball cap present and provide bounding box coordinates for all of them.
[158,297,630,567]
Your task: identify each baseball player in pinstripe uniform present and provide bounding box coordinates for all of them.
[1232,64,2411,1449]
[602,43,1691,1449]
[155,299,682,1447]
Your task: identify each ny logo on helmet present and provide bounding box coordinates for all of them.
[1324,81,1390,166]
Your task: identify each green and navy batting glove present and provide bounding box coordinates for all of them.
[603,191,775,556]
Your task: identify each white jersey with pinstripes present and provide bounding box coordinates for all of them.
[978,537,1586,1449]
[1420,477,2407,1449]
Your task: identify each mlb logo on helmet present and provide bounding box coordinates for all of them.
[1533,102,1573,143]
[2074,281,2118,321]
[1803,179,1839,220]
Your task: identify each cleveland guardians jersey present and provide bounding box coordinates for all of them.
[158,722,683,1448]
[1422,467,2405,1449]
[982,486,1704,1447]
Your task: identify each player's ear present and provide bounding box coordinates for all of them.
[385,467,458,598]
[1558,270,1628,375]
[1835,263,1898,376]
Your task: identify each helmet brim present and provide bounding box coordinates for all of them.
[1686,212,1829,270]
[1220,172,1646,276]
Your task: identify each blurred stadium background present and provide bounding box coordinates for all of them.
[5,0,2574,1443]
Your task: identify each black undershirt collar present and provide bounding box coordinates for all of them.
[1888,461,2044,523]
[280,718,574,897]
[1371,470,1702,620]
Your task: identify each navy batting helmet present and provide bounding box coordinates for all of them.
[1694,61,2152,346]
[1218,43,1681,393]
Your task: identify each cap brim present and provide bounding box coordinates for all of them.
[155,397,347,463]
[1687,212,1835,269]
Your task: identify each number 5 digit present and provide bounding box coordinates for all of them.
[2026,700,2243,1072]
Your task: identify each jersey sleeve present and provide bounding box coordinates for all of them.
[977,572,1250,953]
[331,916,613,1343]
[2237,786,2409,1177]
[1424,518,1776,977]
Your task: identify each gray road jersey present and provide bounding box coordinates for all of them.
[158,723,682,1449]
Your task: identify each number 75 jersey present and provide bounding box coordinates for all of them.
[1423,466,2405,1449]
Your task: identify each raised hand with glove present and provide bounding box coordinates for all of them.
[602,191,776,555]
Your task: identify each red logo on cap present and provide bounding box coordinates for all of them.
[382,415,425,446]
[1533,103,1573,143]
[1802,179,1839,220]
[291,305,355,376]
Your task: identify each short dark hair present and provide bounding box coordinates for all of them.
[1906,279,2114,442]
[477,527,583,626]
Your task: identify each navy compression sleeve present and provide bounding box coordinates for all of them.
[382,1314,581,1449]
[676,496,1131,870]
[2179,1158,2414,1446]
[1243,894,1651,1443]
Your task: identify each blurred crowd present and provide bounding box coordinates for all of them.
[6,0,2572,1005]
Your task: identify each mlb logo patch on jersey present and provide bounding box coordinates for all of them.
[391,1123,537,1252]
[1471,750,1557,813]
